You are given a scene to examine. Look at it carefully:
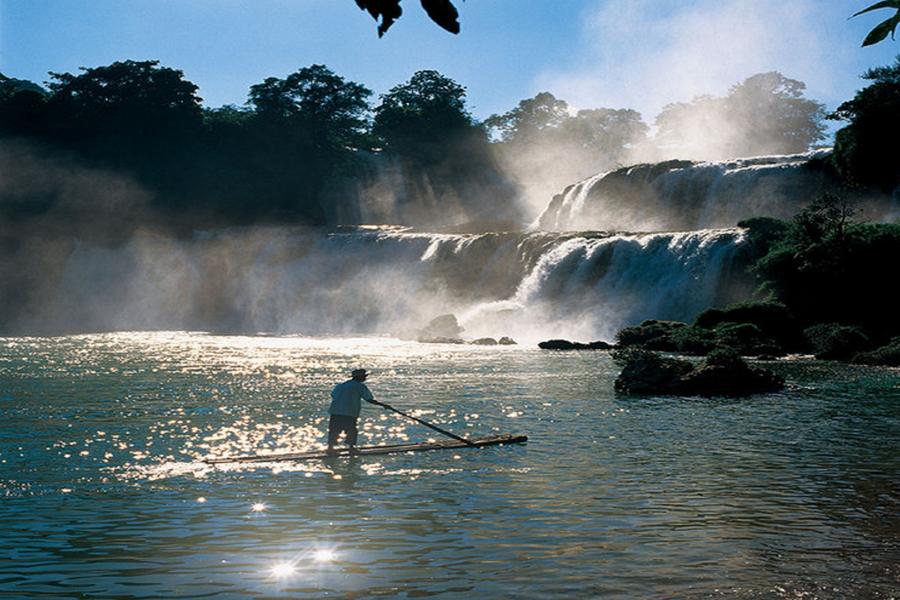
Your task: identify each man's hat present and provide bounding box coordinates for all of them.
[351,368,368,378]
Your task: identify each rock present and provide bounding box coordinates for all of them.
[852,336,900,366]
[470,337,498,345]
[676,348,785,396]
[498,337,517,345]
[676,362,785,397]
[803,323,871,360]
[615,320,686,350]
[613,348,693,394]
[613,347,785,397]
[538,339,613,350]
[418,336,465,344]
[417,314,464,342]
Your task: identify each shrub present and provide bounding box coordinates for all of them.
[704,347,744,368]
[669,326,717,355]
[803,323,871,360]
[852,337,900,366]
[694,301,800,349]
[615,320,685,349]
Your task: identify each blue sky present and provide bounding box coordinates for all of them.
[2,0,898,122]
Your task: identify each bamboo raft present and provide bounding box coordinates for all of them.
[203,433,527,464]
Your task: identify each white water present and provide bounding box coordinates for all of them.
[12,227,747,343]
[538,150,847,231]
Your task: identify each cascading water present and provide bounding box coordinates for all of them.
[6,226,749,343]
[536,149,880,232]
[17,148,885,341]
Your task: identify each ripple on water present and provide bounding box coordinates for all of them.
[1,332,899,598]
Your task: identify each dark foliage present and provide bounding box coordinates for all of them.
[803,323,872,360]
[853,336,900,366]
[693,301,800,349]
[615,319,685,349]
[853,2,900,46]
[372,70,519,223]
[829,56,900,191]
[753,221,900,342]
[355,0,460,37]
[1,61,524,230]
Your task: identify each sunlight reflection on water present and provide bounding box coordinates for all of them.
[1,332,899,598]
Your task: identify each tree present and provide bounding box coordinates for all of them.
[46,60,202,138]
[830,57,900,191]
[727,72,827,154]
[355,0,460,37]
[0,74,47,137]
[854,1,900,46]
[373,70,474,159]
[43,60,204,166]
[248,64,372,148]
[559,108,649,164]
[655,72,826,159]
[485,92,569,144]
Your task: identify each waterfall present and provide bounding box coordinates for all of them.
[7,226,748,343]
[537,150,856,232]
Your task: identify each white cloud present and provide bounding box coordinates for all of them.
[536,0,843,121]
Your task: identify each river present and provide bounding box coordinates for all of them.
[1,332,898,598]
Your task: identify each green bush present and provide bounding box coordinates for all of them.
[615,320,686,349]
[694,301,799,349]
[669,326,717,355]
[803,323,871,360]
[852,337,900,366]
[704,347,744,368]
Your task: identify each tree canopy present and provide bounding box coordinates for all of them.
[248,64,372,148]
[374,70,474,158]
[830,56,900,190]
[655,72,826,159]
[45,60,203,144]
[485,92,570,144]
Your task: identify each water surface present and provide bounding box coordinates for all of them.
[1,333,898,598]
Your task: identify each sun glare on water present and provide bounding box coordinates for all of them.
[270,562,296,578]
[313,549,336,563]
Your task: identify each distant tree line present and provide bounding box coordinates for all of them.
[0,61,515,230]
[0,58,896,233]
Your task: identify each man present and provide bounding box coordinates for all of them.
[327,368,380,454]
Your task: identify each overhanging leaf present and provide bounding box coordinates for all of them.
[861,13,900,46]
[852,1,900,18]
[355,0,403,37]
[420,0,460,34]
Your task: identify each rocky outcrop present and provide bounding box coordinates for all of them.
[419,314,463,338]
[538,339,613,350]
[614,348,785,397]
[852,337,900,366]
[614,303,796,357]
[613,349,693,394]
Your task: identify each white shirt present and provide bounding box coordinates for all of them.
[328,379,374,417]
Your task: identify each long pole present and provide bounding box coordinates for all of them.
[375,401,475,446]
